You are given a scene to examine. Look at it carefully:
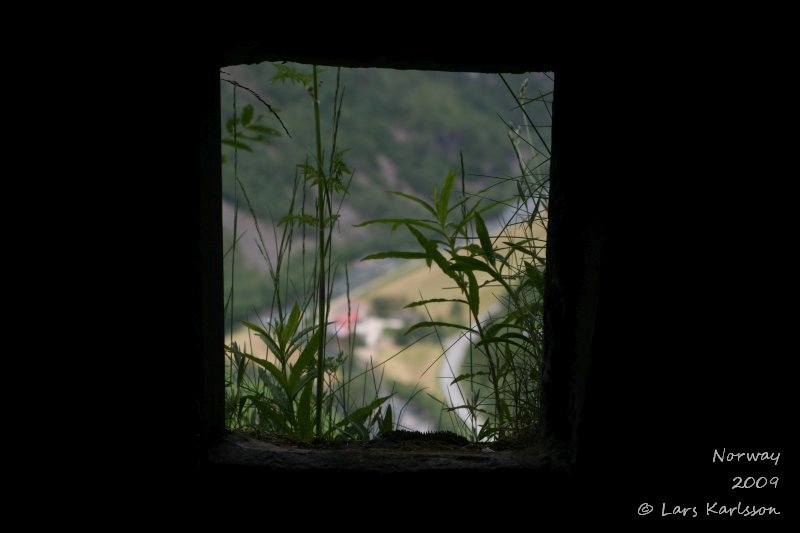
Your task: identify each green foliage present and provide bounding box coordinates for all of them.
[223,65,393,440]
[219,66,544,262]
[220,103,281,164]
[358,74,552,441]
[222,63,553,442]
[270,63,313,87]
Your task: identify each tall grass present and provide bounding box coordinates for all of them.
[221,65,392,440]
[357,73,552,441]
[221,65,552,443]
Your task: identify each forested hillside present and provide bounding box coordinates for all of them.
[220,63,551,327]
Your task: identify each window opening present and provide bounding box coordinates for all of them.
[219,62,552,443]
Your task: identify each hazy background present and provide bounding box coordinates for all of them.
[221,63,552,431]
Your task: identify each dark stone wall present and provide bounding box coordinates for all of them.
[196,58,225,440]
[194,45,791,520]
[571,64,791,517]
[540,69,607,450]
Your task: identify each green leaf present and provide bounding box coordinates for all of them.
[446,405,489,414]
[498,398,511,420]
[240,351,289,393]
[270,63,312,86]
[450,255,489,273]
[354,218,441,235]
[483,319,518,339]
[406,224,453,276]
[438,171,456,225]
[267,381,295,425]
[445,194,471,216]
[476,199,502,215]
[288,331,319,396]
[379,404,393,435]
[247,124,281,136]
[405,321,476,335]
[474,213,496,267]
[256,369,293,415]
[237,396,248,418]
[296,380,315,439]
[250,396,290,433]
[478,422,497,441]
[333,395,393,438]
[235,355,246,388]
[226,117,235,135]
[361,251,428,261]
[241,320,283,362]
[349,395,393,424]
[347,419,370,440]
[403,298,468,308]
[221,139,252,152]
[239,321,268,339]
[525,261,545,292]
[236,133,266,142]
[297,163,318,179]
[503,240,536,257]
[289,324,319,352]
[451,256,512,294]
[293,371,317,398]
[450,371,488,386]
[282,303,302,347]
[463,243,484,256]
[391,191,438,218]
[280,214,319,228]
[466,271,480,315]
[241,104,254,126]
[475,335,528,352]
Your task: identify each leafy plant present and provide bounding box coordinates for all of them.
[357,73,551,441]
[221,65,552,443]
[222,65,393,440]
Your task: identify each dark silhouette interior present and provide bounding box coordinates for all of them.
[194,43,790,521]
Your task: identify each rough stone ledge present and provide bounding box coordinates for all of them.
[206,432,565,474]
